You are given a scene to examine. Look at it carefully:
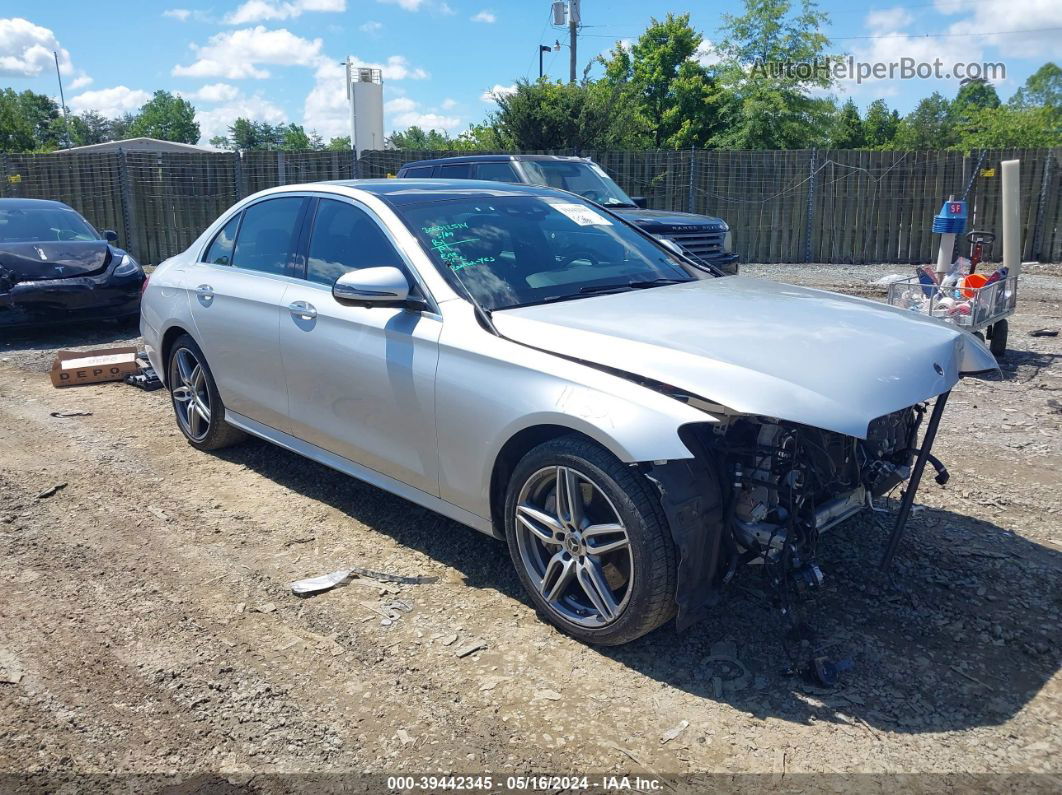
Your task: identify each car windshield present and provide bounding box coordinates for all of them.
[399,195,696,311]
[519,161,636,207]
[0,206,99,243]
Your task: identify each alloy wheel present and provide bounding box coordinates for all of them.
[171,347,211,442]
[514,465,634,627]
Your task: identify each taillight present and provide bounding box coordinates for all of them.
[140,273,150,296]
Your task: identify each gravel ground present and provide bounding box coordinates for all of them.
[0,263,1059,788]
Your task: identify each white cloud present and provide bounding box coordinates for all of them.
[69,74,93,90]
[865,8,914,31]
[69,85,151,118]
[163,8,192,21]
[471,9,495,23]
[0,17,76,78]
[837,7,986,101]
[225,0,345,25]
[196,94,287,143]
[695,40,719,67]
[440,97,457,109]
[392,110,461,131]
[173,26,324,79]
[940,0,1061,58]
[480,83,516,102]
[183,82,240,102]
[378,0,426,9]
[384,96,416,113]
[359,20,383,33]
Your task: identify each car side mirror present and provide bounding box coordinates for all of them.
[333,266,426,310]
[103,230,119,243]
[631,197,648,209]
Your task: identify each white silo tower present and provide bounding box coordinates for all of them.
[345,59,383,157]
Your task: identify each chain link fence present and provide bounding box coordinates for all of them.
[1,147,1059,265]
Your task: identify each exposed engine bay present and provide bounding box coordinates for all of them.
[720,406,922,572]
[651,399,951,685]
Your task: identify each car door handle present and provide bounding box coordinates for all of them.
[288,300,317,320]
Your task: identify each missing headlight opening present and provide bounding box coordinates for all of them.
[653,395,951,685]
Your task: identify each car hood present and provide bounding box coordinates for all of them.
[0,241,112,283]
[611,207,727,232]
[492,277,997,439]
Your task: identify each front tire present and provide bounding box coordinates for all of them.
[167,334,246,451]
[503,435,677,646]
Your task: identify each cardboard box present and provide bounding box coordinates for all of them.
[50,346,140,388]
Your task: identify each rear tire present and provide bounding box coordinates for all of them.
[989,319,1008,357]
[503,435,677,646]
[167,334,246,451]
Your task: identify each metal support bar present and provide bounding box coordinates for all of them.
[804,149,818,263]
[880,390,950,570]
[116,148,138,260]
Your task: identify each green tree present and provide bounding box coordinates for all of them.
[490,78,642,150]
[450,122,506,151]
[279,123,312,151]
[325,135,351,151]
[225,118,284,150]
[862,99,899,148]
[893,92,956,149]
[1009,62,1061,110]
[830,98,864,148]
[386,126,454,149]
[109,113,136,140]
[956,106,1060,148]
[599,14,721,148]
[713,0,834,149]
[128,90,200,143]
[68,110,112,146]
[0,89,37,152]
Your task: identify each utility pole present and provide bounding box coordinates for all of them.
[53,51,70,149]
[568,0,580,83]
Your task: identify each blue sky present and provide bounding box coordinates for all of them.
[1,0,1059,145]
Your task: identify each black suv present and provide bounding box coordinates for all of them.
[396,155,738,274]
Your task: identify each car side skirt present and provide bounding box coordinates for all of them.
[224,410,498,538]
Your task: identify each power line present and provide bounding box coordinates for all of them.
[578,26,1062,41]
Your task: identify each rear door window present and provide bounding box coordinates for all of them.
[203,213,241,265]
[402,166,434,178]
[305,199,404,286]
[438,164,472,179]
[230,197,306,276]
[472,162,521,183]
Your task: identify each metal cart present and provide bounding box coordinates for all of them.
[886,274,1018,357]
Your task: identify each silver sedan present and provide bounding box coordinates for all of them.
[141,180,996,646]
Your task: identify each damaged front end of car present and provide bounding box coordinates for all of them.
[647,391,955,682]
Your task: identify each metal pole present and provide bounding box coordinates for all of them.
[53,51,70,148]
[804,149,818,263]
[345,57,357,155]
[568,0,579,83]
[880,391,950,570]
[1001,158,1021,276]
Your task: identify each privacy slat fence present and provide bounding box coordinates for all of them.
[2,147,1059,265]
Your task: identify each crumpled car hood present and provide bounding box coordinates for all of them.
[0,241,111,283]
[493,276,997,439]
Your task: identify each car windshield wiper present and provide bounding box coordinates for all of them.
[602,200,637,208]
[578,278,686,295]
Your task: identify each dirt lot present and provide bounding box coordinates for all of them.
[1,263,1060,787]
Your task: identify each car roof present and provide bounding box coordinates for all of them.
[320,178,562,206]
[399,154,588,169]
[0,198,74,210]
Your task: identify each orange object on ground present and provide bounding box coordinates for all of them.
[962,272,988,298]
